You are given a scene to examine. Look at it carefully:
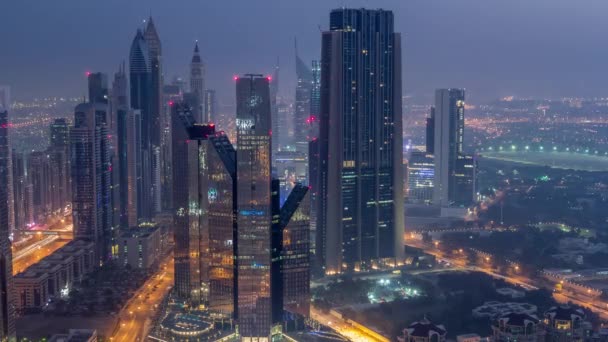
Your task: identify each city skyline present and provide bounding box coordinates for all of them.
[3,1,608,103]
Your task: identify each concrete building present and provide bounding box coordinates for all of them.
[14,240,95,312]
[118,227,161,269]
[543,306,588,342]
[406,151,435,204]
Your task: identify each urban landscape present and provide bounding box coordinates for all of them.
[2,1,608,341]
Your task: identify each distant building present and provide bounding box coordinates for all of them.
[492,312,543,342]
[432,89,475,207]
[118,227,161,269]
[12,151,31,233]
[407,151,434,204]
[204,89,217,123]
[425,107,435,154]
[189,42,206,122]
[0,109,16,340]
[0,86,9,111]
[28,152,52,221]
[318,8,404,274]
[87,72,108,104]
[129,28,153,221]
[294,41,312,154]
[398,319,447,342]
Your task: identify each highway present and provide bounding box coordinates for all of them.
[310,306,389,342]
[111,256,174,342]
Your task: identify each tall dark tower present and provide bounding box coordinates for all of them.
[0,110,16,341]
[129,29,153,221]
[88,72,109,104]
[144,17,163,214]
[235,74,273,339]
[318,8,404,274]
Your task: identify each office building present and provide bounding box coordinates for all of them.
[129,28,153,221]
[113,64,130,228]
[406,151,434,204]
[235,74,273,338]
[144,17,163,215]
[294,42,313,154]
[270,58,280,155]
[279,184,310,317]
[318,8,405,274]
[71,103,112,263]
[190,42,206,122]
[309,60,321,141]
[0,110,15,341]
[276,101,293,151]
[118,227,161,269]
[432,89,475,207]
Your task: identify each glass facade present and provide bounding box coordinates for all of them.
[235,75,273,340]
[319,8,404,273]
[407,152,435,204]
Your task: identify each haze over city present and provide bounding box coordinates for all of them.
[2,0,608,102]
[2,1,608,342]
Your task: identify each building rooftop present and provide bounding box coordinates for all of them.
[545,306,585,321]
[405,319,447,338]
[497,312,539,327]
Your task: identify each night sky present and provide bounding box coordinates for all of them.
[1,0,607,103]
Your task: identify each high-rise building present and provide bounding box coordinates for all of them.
[204,89,217,124]
[11,151,29,233]
[318,8,405,274]
[129,28,153,221]
[87,72,109,104]
[426,107,435,154]
[309,60,321,141]
[71,103,112,263]
[144,17,163,215]
[190,42,206,122]
[279,183,310,317]
[28,152,52,221]
[432,89,475,207]
[235,74,273,339]
[0,110,16,341]
[270,58,280,156]
[294,41,313,154]
[49,119,71,214]
[113,64,130,228]
[276,101,293,151]
[406,151,434,204]
[125,110,142,228]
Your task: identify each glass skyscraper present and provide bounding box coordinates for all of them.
[235,74,273,339]
[317,8,405,274]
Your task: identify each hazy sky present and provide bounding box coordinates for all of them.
[1,0,607,104]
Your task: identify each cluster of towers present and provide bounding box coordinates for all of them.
[0,6,407,341]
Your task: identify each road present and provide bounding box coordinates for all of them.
[310,306,388,342]
[12,217,73,275]
[408,241,608,320]
[111,256,174,342]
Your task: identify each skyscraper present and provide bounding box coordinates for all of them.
[71,103,112,263]
[28,152,52,221]
[270,58,280,155]
[144,17,163,215]
[49,119,71,214]
[129,28,153,221]
[426,107,435,154]
[11,151,28,233]
[309,59,321,141]
[279,183,310,317]
[0,86,10,112]
[190,42,206,122]
[0,110,16,341]
[87,72,109,104]
[294,41,313,154]
[318,8,405,274]
[113,64,130,228]
[432,89,474,207]
[235,74,273,339]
